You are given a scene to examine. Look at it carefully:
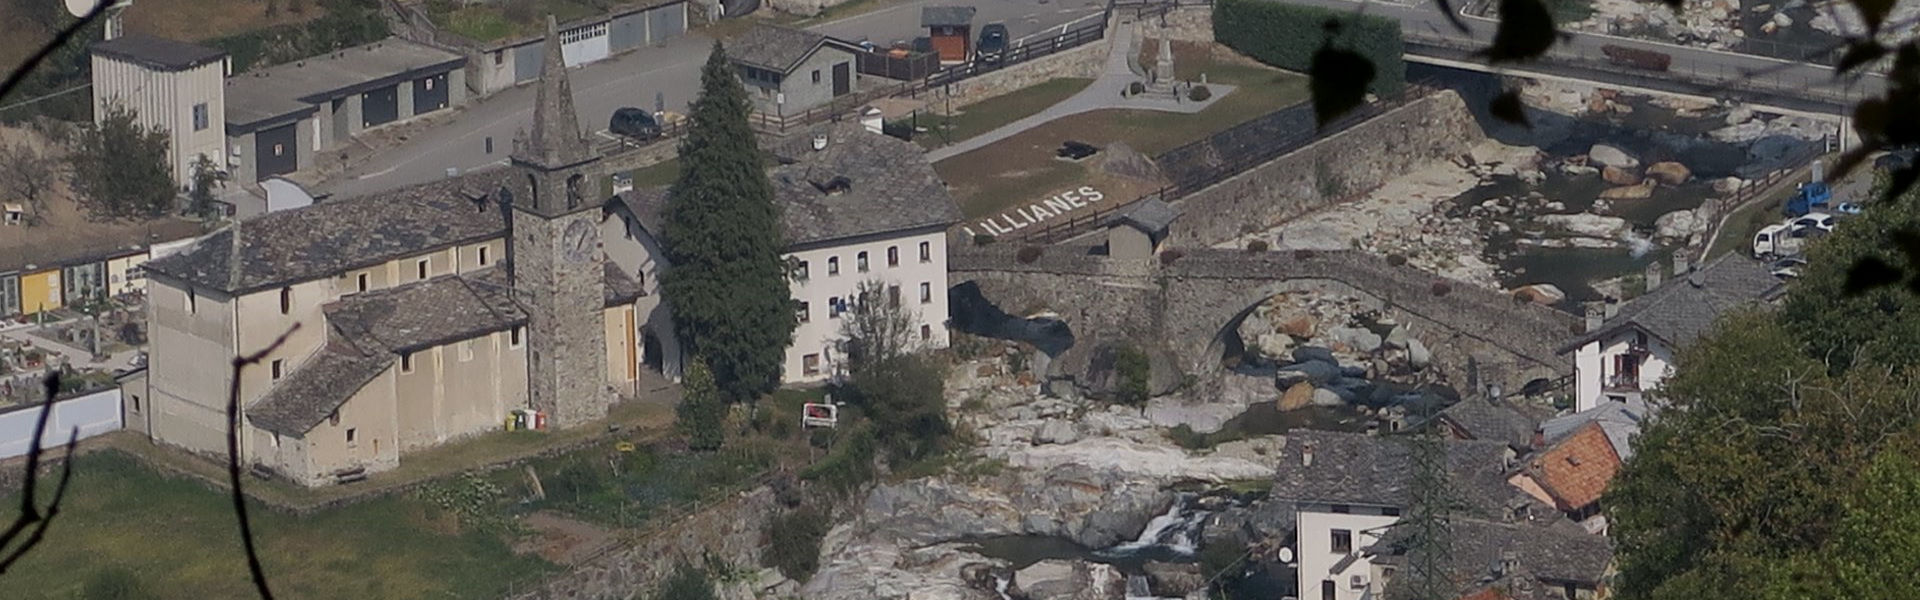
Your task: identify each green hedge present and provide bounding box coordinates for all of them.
[1213,0,1406,96]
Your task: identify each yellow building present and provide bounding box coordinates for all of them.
[18,269,62,316]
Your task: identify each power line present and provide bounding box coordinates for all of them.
[0,83,92,114]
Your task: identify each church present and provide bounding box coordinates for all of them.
[136,18,637,487]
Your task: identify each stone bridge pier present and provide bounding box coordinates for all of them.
[949,246,1577,396]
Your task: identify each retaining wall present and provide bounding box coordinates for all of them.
[937,33,1111,112]
[1168,89,1486,246]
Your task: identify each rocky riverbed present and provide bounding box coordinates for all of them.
[1231,78,1832,304]
[1568,0,1919,57]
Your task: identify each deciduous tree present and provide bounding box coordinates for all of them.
[836,279,918,377]
[660,42,796,404]
[67,104,174,219]
[0,141,58,218]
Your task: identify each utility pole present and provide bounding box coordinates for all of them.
[1402,428,1458,600]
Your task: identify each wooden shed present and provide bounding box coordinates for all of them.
[922,6,977,63]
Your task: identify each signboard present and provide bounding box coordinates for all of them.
[961,185,1105,237]
[801,403,838,428]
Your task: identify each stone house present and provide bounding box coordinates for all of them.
[1364,517,1614,600]
[727,24,864,117]
[136,20,644,487]
[1557,254,1781,412]
[1106,198,1176,260]
[603,121,963,384]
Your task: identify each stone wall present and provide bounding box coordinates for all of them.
[937,32,1111,112]
[1168,90,1486,246]
[599,137,681,174]
[950,246,1576,392]
[509,486,784,600]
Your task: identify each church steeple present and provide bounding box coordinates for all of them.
[515,14,595,170]
[511,14,602,217]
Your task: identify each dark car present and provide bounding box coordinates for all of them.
[976,23,1009,62]
[609,107,661,140]
[1878,148,1915,172]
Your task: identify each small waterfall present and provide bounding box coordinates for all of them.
[1621,230,1655,258]
[1099,493,1210,557]
[993,574,1013,600]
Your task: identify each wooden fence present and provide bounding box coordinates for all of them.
[857,49,941,81]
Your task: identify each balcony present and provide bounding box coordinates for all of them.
[1602,373,1642,393]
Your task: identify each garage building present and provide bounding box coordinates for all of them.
[223,39,467,183]
[469,0,690,95]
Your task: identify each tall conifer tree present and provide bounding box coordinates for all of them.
[660,41,796,403]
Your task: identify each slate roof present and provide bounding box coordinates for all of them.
[142,169,519,295]
[1370,517,1613,599]
[1541,397,1650,462]
[618,122,961,248]
[728,25,853,73]
[1117,198,1177,235]
[247,273,528,435]
[1436,397,1545,451]
[91,34,226,72]
[245,338,391,437]
[603,263,645,305]
[1521,422,1621,511]
[921,6,977,27]
[1271,430,1521,518]
[1558,254,1783,353]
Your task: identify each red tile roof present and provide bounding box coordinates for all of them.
[1527,422,1622,511]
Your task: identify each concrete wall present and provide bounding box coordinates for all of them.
[146,277,237,459]
[1154,5,1214,42]
[507,486,782,600]
[289,366,402,485]
[0,388,123,459]
[1169,90,1486,246]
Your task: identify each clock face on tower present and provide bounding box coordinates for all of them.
[562,219,595,263]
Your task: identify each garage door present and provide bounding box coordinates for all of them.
[361,84,399,128]
[647,4,685,45]
[414,73,450,115]
[560,22,610,66]
[514,43,543,83]
[609,12,644,52]
[255,123,298,180]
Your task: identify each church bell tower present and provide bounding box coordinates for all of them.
[510,14,612,427]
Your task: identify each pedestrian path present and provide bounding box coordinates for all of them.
[925,18,1236,163]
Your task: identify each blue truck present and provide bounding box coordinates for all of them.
[1784,161,1832,218]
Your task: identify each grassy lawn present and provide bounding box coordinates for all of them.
[426,0,604,43]
[910,78,1095,150]
[934,42,1311,220]
[503,437,781,528]
[0,452,552,600]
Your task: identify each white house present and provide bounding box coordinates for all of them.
[604,120,962,384]
[1556,254,1781,412]
[1272,431,1534,600]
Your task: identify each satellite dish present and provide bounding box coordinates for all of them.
[1278,547,1295,564]
[64,0,103,17]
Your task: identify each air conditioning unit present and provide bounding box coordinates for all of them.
[1350,574,1370,590]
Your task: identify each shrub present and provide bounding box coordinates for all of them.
[1189,84,1213,102]
[1017,246,1044,264]
[974,233,997,246]
[800,424,877,495]
[764,505,830,582]
[1159,249,1185,265]
[1128,81,1146,95]
[653,560,717,600]
[1213,0,1406,95]
[1431,281,1452,297]
[1115,346,1152,406]
[1245,239,1270,252]
[1167,424,1212,449]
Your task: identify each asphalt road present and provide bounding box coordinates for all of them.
[321,0,1106,198]
[1287,0,1885,110]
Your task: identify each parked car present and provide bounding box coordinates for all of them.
[1835,201,1865,215]
[1877,148,1915,172]
[609,107,662,140]
[1769,256,1809,279]
[1754,223,1822,258]
[976,23,1010,63]
[1789,212,1836,234]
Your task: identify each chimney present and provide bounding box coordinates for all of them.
[1603,296,1620,320]
[1301,442,1315,467]
[811,133,829,151]
[1672,254,1690,277]
[1584,303,1604,332]
[1496,550,1520,578]
[1644,261,1662,291]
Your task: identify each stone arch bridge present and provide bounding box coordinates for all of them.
[949,246,1578,394]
